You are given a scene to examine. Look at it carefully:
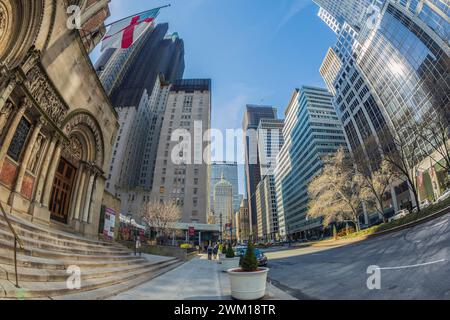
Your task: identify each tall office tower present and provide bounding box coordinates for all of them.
[317,0,450,205]
[237,199,250,242]
[210,162,241,212]
[257,119,285,177]
[255,176,279,241]
[242,105,278,237]
[275,87,347,240]
[151,79,212,224]
[254,119,284,240]
[314,0,385,30]
[213,175,234,239]
[105,75,172,218]
[96,23,185,106]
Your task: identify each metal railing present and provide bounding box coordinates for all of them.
[0,202,24,288]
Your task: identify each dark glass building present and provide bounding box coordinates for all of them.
[242,105,278,237]
[96,23,185,108]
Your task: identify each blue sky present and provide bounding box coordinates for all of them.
[90,0,336,194]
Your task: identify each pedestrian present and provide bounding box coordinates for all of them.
[213,243,219,260]
[207,244,213,260]
[135,235,142,257]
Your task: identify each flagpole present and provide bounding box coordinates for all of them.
[104,4,171,28]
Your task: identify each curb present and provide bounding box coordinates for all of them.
[283,205,450,250]
[365,205,450,239]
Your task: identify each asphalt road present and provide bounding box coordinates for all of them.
[265,212,450,300]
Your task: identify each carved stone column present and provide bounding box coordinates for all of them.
[33,134,58,204]
[41,141,63,208]
[13,118,44,194]
[82,169,96,222]
[72,163,86,221]
[0,100,29,169]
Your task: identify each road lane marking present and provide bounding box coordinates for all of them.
[430,220,448,228]
[379,259,447,270]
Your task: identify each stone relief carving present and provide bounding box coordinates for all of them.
[61,136,83,167]
[63,113,104,167]
[25,65,69,126]
[27,134,44,173]
[0,3,7,42]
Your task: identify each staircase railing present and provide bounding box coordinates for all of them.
[0,202,24,288]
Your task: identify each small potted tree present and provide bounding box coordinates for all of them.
[220,244,240,272]
[227,242,269,300]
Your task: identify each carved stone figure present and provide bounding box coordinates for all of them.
[27,134,43,173]
[0,100,13,136]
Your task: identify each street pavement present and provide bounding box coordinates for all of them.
[265,212,450,300]
[110,254,296,300]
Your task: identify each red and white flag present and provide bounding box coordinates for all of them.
[101,8,161,51]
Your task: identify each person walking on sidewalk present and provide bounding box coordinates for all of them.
[207,244,213,260]
[213,243,219,260]
[135,235,142,257]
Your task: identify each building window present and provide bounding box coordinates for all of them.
[7,117,31,162]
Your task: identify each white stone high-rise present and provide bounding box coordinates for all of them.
[213,175,234,240]
[151,79,212,224]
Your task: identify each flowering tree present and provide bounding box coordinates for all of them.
[141,200,181,245]
[307,148,364,231]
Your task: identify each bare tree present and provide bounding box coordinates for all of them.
[141,200,181,245]
[357,159,396,223]
[416,111,450,187]
[381,126,422,212]
[307,148,364,231]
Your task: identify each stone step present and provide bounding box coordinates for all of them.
[0,257,178,282]
[0,220,128,253]
[0,249,148,270]
[51,261,184,300]
[0,228,131,257]
[0,215,125,251]
[0,259,182,299]
[0,238,137,262]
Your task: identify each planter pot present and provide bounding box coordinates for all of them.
[227,268,269,300]
[221,257,240,272]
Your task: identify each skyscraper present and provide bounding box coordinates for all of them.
[275,87,347,240]
[210,162,241,212]
[242,105,278,237]
[96,23,185,107]
[237,199,250,242]
[214,175,234,240]
[151,79,212,224]
[255,118,284,240]
[316,0,450,205]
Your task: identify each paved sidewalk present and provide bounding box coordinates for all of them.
[110,255,296,300]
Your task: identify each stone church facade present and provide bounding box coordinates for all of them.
[0,0,118,237]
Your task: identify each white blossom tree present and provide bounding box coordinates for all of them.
[141,200,181,245]
[307,148,364,231]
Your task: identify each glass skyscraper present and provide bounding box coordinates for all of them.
[96,23,185,108]
[275,87,347,239]
[243,105,278,237]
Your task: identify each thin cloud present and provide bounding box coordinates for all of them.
[276,0,310,32]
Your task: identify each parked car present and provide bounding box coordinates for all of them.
[436,189,450,203]
[388,209,410,222]
[419,199,431,209]
[235,247,268,267]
